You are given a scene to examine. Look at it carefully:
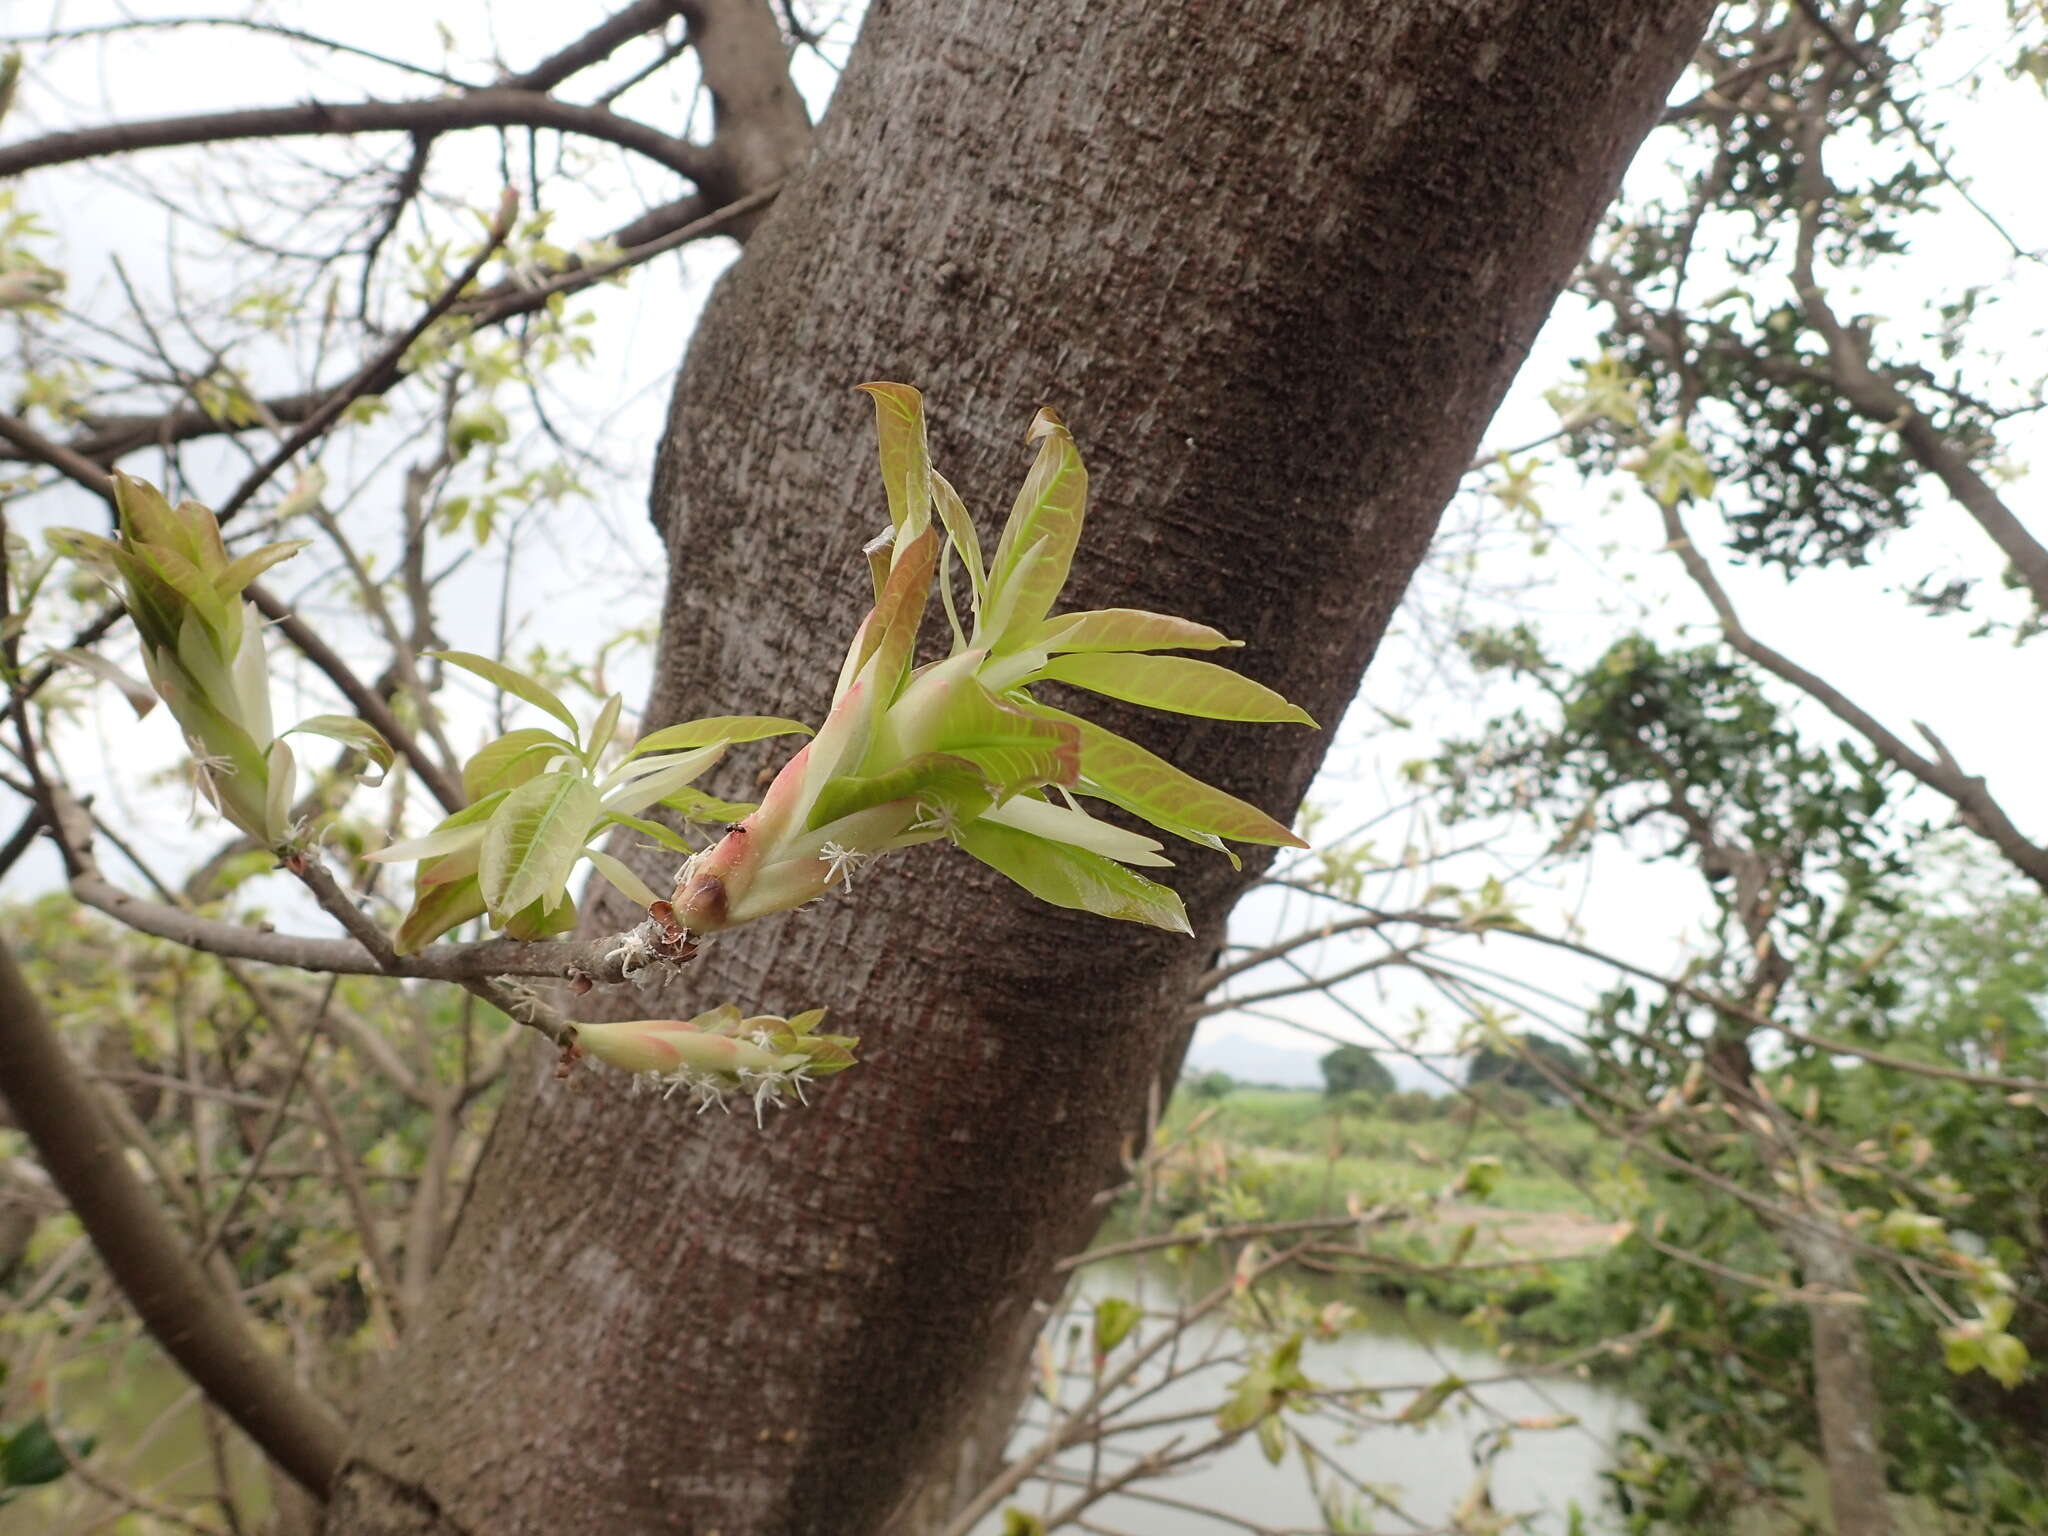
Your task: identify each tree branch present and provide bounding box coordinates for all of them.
[0,936,349,1495]
[0,89,719,185]
[1653,493,2048,892]
[1788,110,2048,611]
[71,870,669,999]
[505,0,689,93]
[0,186,773,471]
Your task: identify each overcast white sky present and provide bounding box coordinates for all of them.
[3,1,2041,1089]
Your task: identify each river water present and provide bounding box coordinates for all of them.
[976,1259,1643,1535]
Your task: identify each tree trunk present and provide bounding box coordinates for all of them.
[323,1,1714,1532]
[1782,1220,1896,1536]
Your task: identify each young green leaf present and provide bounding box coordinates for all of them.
[856,381,933,540]
[263,738,295,845]
[1032,704,1306,848]
[806,752,991,832]
[212,539,312,601]
[984,410,1086,648]
[979,793,1172,866]
[583,693,624,766]
[394,873,487,954]
[624,714,811,762]
[836,525,939,702]
[583,845,660,908]
[1033,652,1316,725]
[478,771,603,918]
[463,728,578,801]
[931,470,987,605]
[431,650,582,740]
[503,890,579,940]
[601,743,727,816]
[286,714,394,783]
[884,669,1080,798]
[953,818,1190,933]
[659,786,758,823]
[1028,608,1240,655]
[603,809,696,855]
[1092,1295,1142,1358]
[367,793,506,865]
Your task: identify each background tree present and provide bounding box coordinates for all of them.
[1319,1043,1394,1100]
[1465,1033,1588,1107]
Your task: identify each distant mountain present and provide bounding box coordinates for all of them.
[1182,1030,1323,1089]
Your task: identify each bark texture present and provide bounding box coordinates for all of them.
[1783,1222,1896,1536]
[325,1,1714,1531]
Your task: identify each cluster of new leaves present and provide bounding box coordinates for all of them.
[660,382,1314,938]
[370,384,1311,948]
[365,676,805,953]
[53,387,1310,1103]
[48,477,392,848]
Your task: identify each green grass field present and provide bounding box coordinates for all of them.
[1160,1085,1611,1218]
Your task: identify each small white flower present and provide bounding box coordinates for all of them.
[910,796,964,841]
[818,840,872,891]
[182,737,238,819]
[603,920,665,976]
[658,1068,730,1115]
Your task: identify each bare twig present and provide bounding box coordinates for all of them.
[0,90,717,184]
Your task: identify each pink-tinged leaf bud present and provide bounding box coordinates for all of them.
[573,1006,859,1124]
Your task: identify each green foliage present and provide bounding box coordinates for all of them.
[1465,1035,1588,1108]
[1437,632,1898,949]
[1318,1044,1393,1100]
[1564,879,2048,1530]
[366,678,811,948]
[0,1413,93,1505]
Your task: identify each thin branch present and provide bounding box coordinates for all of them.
[1654,493,2048,892]
[0,186,770,471]
[213,186,522,526]
[0,937,348,1495]
[4,16,476,89]
[504,0,691,93]
[0,89,719,184]
[71,869,657,1010]
[1255,884,2048,1095]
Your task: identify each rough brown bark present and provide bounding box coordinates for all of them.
[323,2,1715,1532]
